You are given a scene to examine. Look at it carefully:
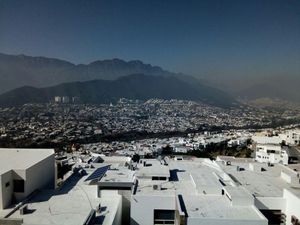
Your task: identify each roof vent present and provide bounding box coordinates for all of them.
[96,204,102,213]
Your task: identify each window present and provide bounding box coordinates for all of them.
[152,177,167,181]
[5,182,10,188]
[154,210,175,225]
[13,179,25,193]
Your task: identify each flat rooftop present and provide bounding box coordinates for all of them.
[0,148,54,174]
[183,195,265,221]
[217,156,254,163]
[217,159,300,198]
[136,159,170,178]
[135,158,267,222]
[6,170,121,225]
[100,167,135,184]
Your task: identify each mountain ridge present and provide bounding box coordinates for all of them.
[0,52,176,94]
[0,74,236,108]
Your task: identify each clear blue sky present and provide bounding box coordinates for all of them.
[0,0,299,78]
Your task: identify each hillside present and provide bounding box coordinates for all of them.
[0,74,236,108]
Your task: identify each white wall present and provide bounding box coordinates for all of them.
[25,154,55,196]
[130,195,175,225]
[99,190,122,225]
[112,195,122,225]
[283,189,300,225]
[119,190,132,224]
[0,170,13,209]
[252,136,281,145]
[9,154,55,203]
[254,197,286,210]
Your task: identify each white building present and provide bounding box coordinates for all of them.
[255,144,289,165]
[2,153,300,225]
[0,154,130,225]
[252,135,282,145]
[54,96,62,103]
[279,129,300,146]
[227,138,247,148]
[62,96,70,104]
[0,148,56,210]
[217,156,300,225]
[131,158,268,225]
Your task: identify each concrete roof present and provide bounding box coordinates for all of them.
[7,170,121,225]
[288,163,300,172]
[100,168,135,184]
[135,159,170,178]
[182,195,265,221]
[135,158,268,222]
[0,148,54,174]
[4,153,299,224]
[217,160,300,198]
[217,156,254,163]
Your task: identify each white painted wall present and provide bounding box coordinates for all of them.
[0,170,13,209]
[25,154,55,196]
[99,190,122,225]
[112,195,122,225]
[254,197,286,210]
[11,154,55,203]
[119,190,132,224]
[283,189,300,225]
[252,136,281,145]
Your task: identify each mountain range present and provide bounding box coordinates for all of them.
[0,53,237,107]
[1,52,298,107]
[0,53,174,94]
[0,74,236,107]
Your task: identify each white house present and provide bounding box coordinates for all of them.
[131,158,268,225]
[255,144,289,165]
[252,135,282,145]
[279,129,300,146]
[0,148,56,210]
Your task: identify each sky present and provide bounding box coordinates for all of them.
[0,0,299,78]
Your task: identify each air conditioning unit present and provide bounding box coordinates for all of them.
[153,184,161,190]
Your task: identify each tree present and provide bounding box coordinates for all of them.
[161,145,173,155]
[132,154,140,163]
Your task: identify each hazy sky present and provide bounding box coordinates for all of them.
[0,0,299,78]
